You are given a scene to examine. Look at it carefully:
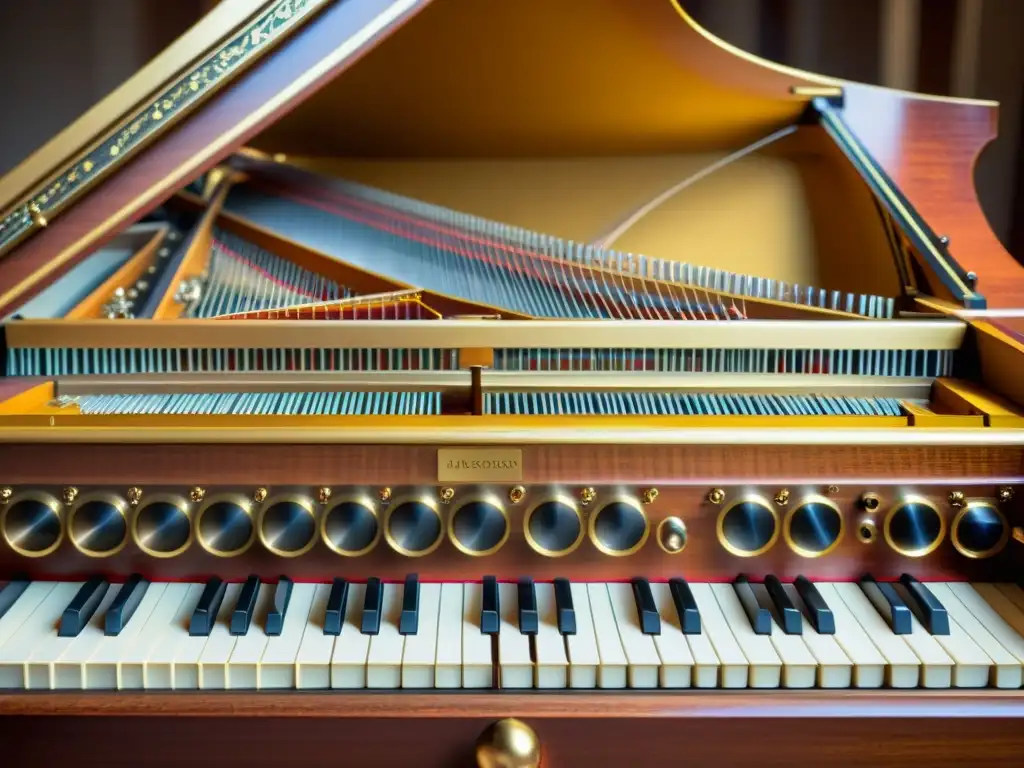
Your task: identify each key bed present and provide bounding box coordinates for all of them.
[3,575,1024,692]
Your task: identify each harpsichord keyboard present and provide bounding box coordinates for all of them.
[3,575,1024,692]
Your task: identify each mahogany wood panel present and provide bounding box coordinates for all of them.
[841,86,1024,309]
[1,692,1023,768]
[0,0,433,318]
[0,443,1020,485]
[1,484,1016,583]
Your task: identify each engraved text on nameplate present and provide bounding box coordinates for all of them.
[437,448,523,483]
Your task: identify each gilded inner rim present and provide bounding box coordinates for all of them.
[590,498,649,556]
[69,494,129,557]
[386,497,444,556]
[197,495,255,557]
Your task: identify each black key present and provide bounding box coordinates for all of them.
[104,574,149,636]
[324,578,349,636]
[517,578,539,635]
[794,576,835,635]
[0,577,30,622]
[361,577,383,635]
[631,577,661,635]
[859,574,912,635]
[266,577,294,636]
[231,575,261,636]
[899,574,950,635]
[764,575,802,635]
[733,575,772,635]
[553,577,576,635]
[189,577,227,637]
[480,575,500,635]
[400,574,420,635]
[59,576,109,638]
[668,577,701,634]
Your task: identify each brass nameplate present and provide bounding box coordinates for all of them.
[437,448,523,483]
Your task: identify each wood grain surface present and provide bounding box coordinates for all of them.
[0,482,1015,583]
[1,692,1023,767]
[1,442,1019,485]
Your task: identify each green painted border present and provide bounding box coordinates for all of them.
[0,0,330,256]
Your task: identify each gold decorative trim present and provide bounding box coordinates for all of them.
[0,0,333,257]
[587,496,650,557]
[717,495,779,557]
[3,318,967,352]
[782,494,845,558]
[447,494,510,557]
[883,495,946,558]
[522,495,584,558]
[950,500,1009,559]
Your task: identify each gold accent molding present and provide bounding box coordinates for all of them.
[2,318,967,351]
[0,0,333,257]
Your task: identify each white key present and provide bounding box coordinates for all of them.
[226,584,275,689]
[813,583,885,688]
[0,582,57,688]
[498,582,533,688]
[606,583,660,688]
[86,583,167,690]
[587,584,627,689]
[748,585,816,689]
[260,582,317,689]
[893,583,980,688]
[649,582,699,688]
[143,583,204,689]
[532,583,568,689]
[331,583,370,688]
[941,583,1024,688]
[710,584,781,688]
[434,583,463,688]
[0,582,81,689]
[48,585,123,690]
[829,583,919,688]
[120,584,190,689]
[461,583,493,689]
[295,584,335,689]
[170,584,225,690]
[566,582,599,689]
[689,583,747,688]
[402,583,440,689]
[782,585,851,689]
[366,583,405,688]
[197,583,243,690]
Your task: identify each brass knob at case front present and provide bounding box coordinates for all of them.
[475,718,541,768]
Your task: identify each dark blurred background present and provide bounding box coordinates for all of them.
[1,0,1021,257]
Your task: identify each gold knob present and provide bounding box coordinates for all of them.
[641,488,659,505]
[998,486,1014,504]
[658,516,687,554]
[126,487,143,506]
[508,485,526,505]
[189,486,206,503]
[0,487,11,504]
[579,487,596,506]
[948,490,966,509]
[318,486,332,505]
[475,718,541,768]
[253,487,268,503]
[439,487,455,504]
[378,487,392,504]
[707,488,726,505]
[773,489,790,507]
[62,486,79,505]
